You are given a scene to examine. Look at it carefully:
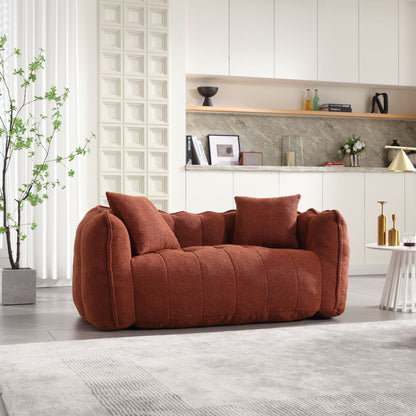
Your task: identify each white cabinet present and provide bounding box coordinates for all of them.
[399,0,416,86]
[185,169,413,274]
[322,173,365,265]
[359,0,399,85]
[275,0,317,81]
[364,173,404,265]
[186,171,233,213]
[229,0,274,78]
[185,0,229,75]
[318,0,358,83]
[185,0,412,88]
[405,174,416,232]
[279,172,323,212]
[233,172,279,199]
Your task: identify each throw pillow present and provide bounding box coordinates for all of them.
[106,192,180,255]
[233,194,301,248]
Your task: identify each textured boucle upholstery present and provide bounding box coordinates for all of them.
[132,246,321,328]
[106,192,180,255]
[73,205,349,330]
[159,210,236,247]
[233,195,300,248]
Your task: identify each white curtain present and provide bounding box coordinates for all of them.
[0,0,96,286]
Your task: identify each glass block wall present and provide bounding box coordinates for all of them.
[98,0,169,211]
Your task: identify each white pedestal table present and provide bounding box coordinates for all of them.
[366,243,416,312]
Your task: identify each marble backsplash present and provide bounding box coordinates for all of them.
[186,112,416,167]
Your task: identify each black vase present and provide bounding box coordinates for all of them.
[197,86,218,106]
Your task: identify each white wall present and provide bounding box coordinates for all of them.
[78,0,98,216]
[169,0,186,212]
[187,75,416,115]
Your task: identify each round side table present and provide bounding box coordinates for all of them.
[366,243,416,313]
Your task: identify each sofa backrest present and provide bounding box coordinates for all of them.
[159,210,236,248]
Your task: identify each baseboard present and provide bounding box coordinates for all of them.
[349,264,388,276]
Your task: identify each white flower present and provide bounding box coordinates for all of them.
[346,148,351,154]
[353,144,358,152]
[344,145,350,149]
[355,141,363,150]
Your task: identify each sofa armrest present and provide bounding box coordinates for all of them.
[297,209,350,317]
[72,206,135,330]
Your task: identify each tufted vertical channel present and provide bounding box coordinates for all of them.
[298,209,350,318]
[73,206,135,330]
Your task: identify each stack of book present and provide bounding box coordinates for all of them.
[320,103,352,112]
[186,135,209,165]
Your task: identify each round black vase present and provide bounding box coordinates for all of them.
[197,86,218,106]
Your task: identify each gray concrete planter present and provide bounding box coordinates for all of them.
[0,269,36,305]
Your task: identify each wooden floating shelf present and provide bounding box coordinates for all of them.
[186,105,416,120]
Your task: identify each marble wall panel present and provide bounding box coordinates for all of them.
[186,112,416,167]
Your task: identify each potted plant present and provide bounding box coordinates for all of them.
[0,35,94,305]
[339,134,366,167]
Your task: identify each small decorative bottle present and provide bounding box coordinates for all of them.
[388,214,399,246]
[313,89,320,111]
[377,201,387,245]
[305,89,312,111]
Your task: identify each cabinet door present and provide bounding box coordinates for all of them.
[359,0,399,85]
[279,172,323,212]
[186,171,234,213]
[323,173,365,265]
[399,0,416,86]
[364,173,404,264]
[234,172,279,201]
[275,0,317,81]
[229,0,274,78]
[318,0,358,83]
[404,174,416,234]
[185,0,229,75]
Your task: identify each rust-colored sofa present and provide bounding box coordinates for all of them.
[73,194,349,330]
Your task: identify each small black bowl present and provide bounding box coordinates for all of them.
[197,86,218,106]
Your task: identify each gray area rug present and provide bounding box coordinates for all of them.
[1,320,416,415]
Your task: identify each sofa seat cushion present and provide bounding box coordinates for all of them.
[131,245,322,329]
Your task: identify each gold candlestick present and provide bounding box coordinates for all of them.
[377,201,387,245]
[388,214,399,246]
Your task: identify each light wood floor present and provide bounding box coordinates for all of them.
[1,275,415,346]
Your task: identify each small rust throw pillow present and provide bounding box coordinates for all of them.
[106,192,180,255]
[233,194,301,248]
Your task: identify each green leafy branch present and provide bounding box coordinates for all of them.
[0,35,94,269]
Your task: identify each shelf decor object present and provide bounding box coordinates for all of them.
[338,134,366,167]
[349,154,360,167]
[387,139,401,164]
[197,86,218,106]
[281,135,304,166]
[378,201,388,246]
[208,134,240,165]
[385,146,416,172]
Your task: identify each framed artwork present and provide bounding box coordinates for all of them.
[208,134,240,165]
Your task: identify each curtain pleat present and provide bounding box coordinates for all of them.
[5,0,82,285]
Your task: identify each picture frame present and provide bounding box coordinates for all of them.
[208,134,240,166]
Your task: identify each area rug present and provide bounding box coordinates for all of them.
[1,320,416,416]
